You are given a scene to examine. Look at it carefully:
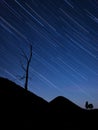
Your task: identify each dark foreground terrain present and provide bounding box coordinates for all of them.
[0,77,98,129]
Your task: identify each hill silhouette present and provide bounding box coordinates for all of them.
[0,77,98,128]
[48,96,98,128]
[0,77,48,128]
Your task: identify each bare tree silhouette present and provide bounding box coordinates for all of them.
[19,44,33,90]
[85,101,93,110]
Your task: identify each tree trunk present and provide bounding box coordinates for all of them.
[24,64,29,90]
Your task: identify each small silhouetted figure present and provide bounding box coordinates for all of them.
[85,101,93,110]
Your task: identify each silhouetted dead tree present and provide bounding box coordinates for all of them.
[20,44,32,90]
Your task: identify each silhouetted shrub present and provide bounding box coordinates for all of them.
[85,101,93,110]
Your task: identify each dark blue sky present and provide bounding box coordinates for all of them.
[0,0,98,108]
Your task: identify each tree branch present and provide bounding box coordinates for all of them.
[28,44,32,63]
[20,47,29,61]
[19,60,26,71]
[16,75,25,80]
[21,63,26,72]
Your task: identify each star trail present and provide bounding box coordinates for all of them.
[0,0,98,108]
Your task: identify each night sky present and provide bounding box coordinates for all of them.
[0,0,98,108]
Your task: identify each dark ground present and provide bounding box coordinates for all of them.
[0,77,98,129]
